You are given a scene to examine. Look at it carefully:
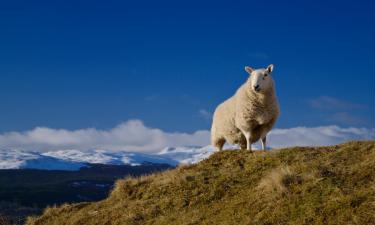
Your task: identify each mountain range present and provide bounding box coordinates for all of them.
[0,146,219,170]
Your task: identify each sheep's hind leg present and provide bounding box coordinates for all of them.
[239,142,247,150]
[261,136,267,150]
[238,133,247,150]
[213,138,225,151]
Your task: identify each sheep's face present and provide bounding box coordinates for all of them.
[245,64,274,94]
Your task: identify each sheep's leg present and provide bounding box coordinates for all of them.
[213,138,225,151]
[238,133,247,150]
[244,132,252,151]
[239,142,247,150]
[261,136,267,150]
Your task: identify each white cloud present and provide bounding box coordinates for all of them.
[198,109,213,120]
[308,96,364,110]
[328,112,366,126]
[267,125,375,148]
[307,96,368,126]
[0,120,373,154]
[0,120,210,153]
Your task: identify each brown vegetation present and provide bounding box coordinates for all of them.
[27,141,375,225]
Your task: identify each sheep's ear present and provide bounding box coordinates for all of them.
[245,66,254,74]
[267,64,274,73]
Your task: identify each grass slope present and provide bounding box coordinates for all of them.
[27,141,375,225]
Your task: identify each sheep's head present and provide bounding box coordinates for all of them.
[245,64,274,94]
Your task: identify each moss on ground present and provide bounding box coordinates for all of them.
[27,141,375,225]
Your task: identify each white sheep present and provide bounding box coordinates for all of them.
[211,64,280,151]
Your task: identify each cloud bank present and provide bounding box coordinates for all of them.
[0,120,373,153]
[0,120,210,153]
[268,126,375,148]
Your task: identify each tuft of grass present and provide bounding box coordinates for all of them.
[27,141,375,225]
[257,165,303,194]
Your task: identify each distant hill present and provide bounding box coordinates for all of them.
[0,149,180,170]
[0,163,173,224]
[27,141,375,225]
[0,146,220,171]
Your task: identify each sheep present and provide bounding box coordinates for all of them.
[211,64,280,151]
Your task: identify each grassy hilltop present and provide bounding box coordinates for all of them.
[27,141,375,225]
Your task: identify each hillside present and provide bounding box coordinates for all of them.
[0,163,172,224]
[27,141,375,225]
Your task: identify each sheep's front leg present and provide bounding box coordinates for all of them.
[244,132,252,151]
[261,136,267,150]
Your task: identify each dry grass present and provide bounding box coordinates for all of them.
[0,214,11,225]
[27,141,375,225]
[258,165,294,193]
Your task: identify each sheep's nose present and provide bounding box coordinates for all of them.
[254,84,260,89]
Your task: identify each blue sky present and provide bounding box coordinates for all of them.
[0,0,374,133]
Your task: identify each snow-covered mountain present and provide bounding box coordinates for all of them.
[0,150,86,170]
[0,146,222,170]
[158,145,215,164]
[44,149,179,167]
